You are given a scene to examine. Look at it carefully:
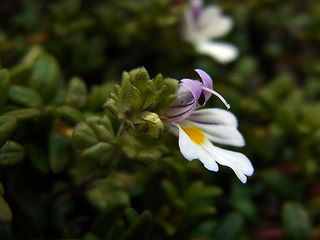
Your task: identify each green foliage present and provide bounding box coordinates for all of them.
[282,202,312,240]
[0,69,10,108]
[73,116,116,177]
[0,116,17,148]
[105,67,177,123]
[0,141,25,166]
[104,67,177,162]
[0,196,12,224]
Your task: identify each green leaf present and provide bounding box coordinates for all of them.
[86,116,114,142]
[0,116,17,148]
[0,141,25,166]
[90,202,126,238]
[57,105,85,125]
[3,108,41,121]
[73,122,98,149]
[187,205,216,218]
[66,77,87,108]
[9,64,32,84]
[0,183,4,195]
[161,180,179,204]
[130,67,150,89]
[121,132,167,163]
[0,69,10,108]
[49,132,72,174]
[8,85,43,108]
[0,196,12,223]
[119,210,152,240]
[86,177,130,209]
[82,142,112,160]
[124,208,139,225]
[29,53,60,101]
[262,170,301,199]
[104,220,125,240]
[81,232,100,240]
[229,56,257,88]
[258,74,295,110]
[27,145,50,174]
[156,219,176,237]
[282,202,312,240]
[80,142,117,178]
[86,83,113,112]
[214,212,244,240]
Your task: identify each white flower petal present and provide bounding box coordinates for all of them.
[188,108,238,125]
[177,122,253,183]
[183,9,198,41]
[199,149,220,172]
[186,109,245,147]
[195,41,239,63]
[177,123,253,182]
[199,6,233,39]
[167,123,179,137]
[178,124,202,161]
[178,124,219,171]
[202,142,254,183]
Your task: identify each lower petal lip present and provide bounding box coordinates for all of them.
[177,123,253,183]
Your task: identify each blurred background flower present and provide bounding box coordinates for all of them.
[182,0,239,63]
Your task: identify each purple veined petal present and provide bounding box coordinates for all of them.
[164,69,221,122]
[184,108,245,147]
[194,69,230,109]
[164,101,196,122]
[194,68,213,102]
[163,83,199,122]
[180,78,203,102]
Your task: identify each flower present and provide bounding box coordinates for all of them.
[164,69,253,183]
[183,0,238,63]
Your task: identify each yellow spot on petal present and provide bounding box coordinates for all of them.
[182,126,205,145]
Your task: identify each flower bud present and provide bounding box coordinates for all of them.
[136,111,164,138]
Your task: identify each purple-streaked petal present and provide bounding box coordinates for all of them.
[186,108,245,147]
[194,68,213,101]
[164,83,199,122]
[187,108,237,125]
[180,78,203,101]
[164,102,195,123]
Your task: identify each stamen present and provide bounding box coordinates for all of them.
[202,87,231,109]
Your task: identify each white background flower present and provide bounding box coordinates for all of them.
[183,0,239,63]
